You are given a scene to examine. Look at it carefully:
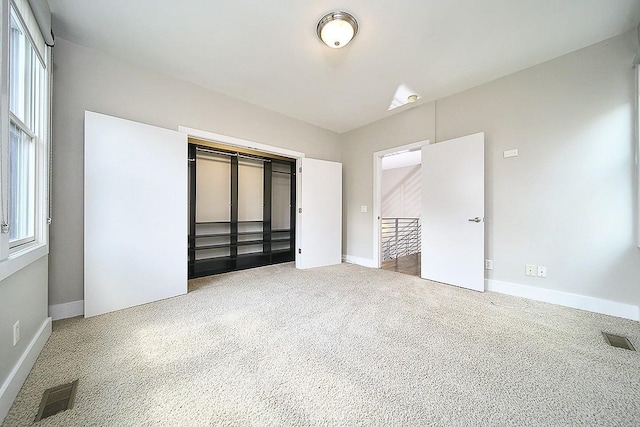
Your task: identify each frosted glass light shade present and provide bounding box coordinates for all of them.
[317,11,358,49]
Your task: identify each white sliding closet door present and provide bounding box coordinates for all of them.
[296,158,342,269]
[84,111,187,317]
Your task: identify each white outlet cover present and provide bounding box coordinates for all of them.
[360,205,368,213]
[13,321,19,346]
[537,266,547,278]
[484,259,493,270]
[525,264,536,276]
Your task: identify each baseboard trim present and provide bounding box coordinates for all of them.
[49,300,84,320]
[343,255,377,268]
[486,279,640,321]
[0,317,52,423]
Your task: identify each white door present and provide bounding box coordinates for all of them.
[296,158,342,269]
[421,132,485,291]
[84,111,188,317]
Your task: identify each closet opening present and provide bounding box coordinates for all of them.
[188,138,296,278]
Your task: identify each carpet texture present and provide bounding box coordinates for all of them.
[3,263,640,426]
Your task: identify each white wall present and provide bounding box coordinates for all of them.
[50,38,341,308]
[0,256,49,419]
[0,257,48,376]
[342,31,640,307]
[381,165,421,218]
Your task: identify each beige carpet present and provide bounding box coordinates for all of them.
[3,263,640,426]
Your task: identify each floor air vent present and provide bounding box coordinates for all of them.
[34,380,78,422]
[602,332,636,351]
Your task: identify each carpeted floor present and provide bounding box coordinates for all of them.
[3,263,640,426]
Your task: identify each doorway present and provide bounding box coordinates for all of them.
[374,133,485,291]
[188,139,297,278]
[181,126,344,274]
[373,141,427,277]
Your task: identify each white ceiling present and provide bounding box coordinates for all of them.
[49,0,640,134]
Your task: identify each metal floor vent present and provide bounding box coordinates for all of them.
[34,380,78,422]
[602,332,636,351]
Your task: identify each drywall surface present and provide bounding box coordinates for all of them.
[50,38,341,306]
[381,165,421,218]
[0,256,48,390]
[342,31,640,306]
[342,102,435,261]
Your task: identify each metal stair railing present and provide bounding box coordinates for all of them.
[381,217,421,261]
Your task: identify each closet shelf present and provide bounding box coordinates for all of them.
[195,220,265,225]
[195,240,268,250]
[191,230,291,239]
[195,221,231,225]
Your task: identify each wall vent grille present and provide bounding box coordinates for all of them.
[602,332,636,351]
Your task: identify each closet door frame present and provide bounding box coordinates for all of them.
[180,126,305,271]
[188,140,297,277]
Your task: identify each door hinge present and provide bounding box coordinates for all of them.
[298,208,302,213]
[298,248,302,254]
[299,167,302,173]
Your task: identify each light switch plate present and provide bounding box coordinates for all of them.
[504,149,518,158]
[360,205,368,213]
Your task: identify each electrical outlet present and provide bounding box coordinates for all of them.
[13,321,19,346]
[485,259,493,270]
[537,266,547,278]
[525,264,536,276]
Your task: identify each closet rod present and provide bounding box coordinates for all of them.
[238,153,271,163]
[272,170,291,175]
[196,147,237,157]
[195,146,271,162]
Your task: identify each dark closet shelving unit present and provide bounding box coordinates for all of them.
[188,142,296,278]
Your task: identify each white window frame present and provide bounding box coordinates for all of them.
[0,0,50,281]
[636,65,640,249]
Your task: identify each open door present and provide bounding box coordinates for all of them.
[296,158,342,269]
[84,112,188,317]
[421,132,485,291]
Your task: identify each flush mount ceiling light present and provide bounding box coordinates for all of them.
[317,11,358,48]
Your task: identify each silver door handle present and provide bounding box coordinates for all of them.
[468,217,482,223]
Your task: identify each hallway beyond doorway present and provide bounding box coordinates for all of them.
[381,252,421,277]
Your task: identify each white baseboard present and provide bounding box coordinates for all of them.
[0,317,52,423]
[343,255,377,268]
[49,300,84,320]
[486,279,640,321]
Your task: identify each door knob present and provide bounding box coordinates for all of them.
[468,217,482,223]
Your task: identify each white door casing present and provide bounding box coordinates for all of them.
[421,132,485,291]
[296,158,342,269]
[84,111,188,317]
[372,140,428,268]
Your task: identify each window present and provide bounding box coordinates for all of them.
[0,0,50,277]
[8,6,43,248]
[9,121,36,245]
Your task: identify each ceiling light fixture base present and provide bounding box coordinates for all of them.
[316,11,359,49]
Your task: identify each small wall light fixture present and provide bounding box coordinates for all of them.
[317,11,359,48]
